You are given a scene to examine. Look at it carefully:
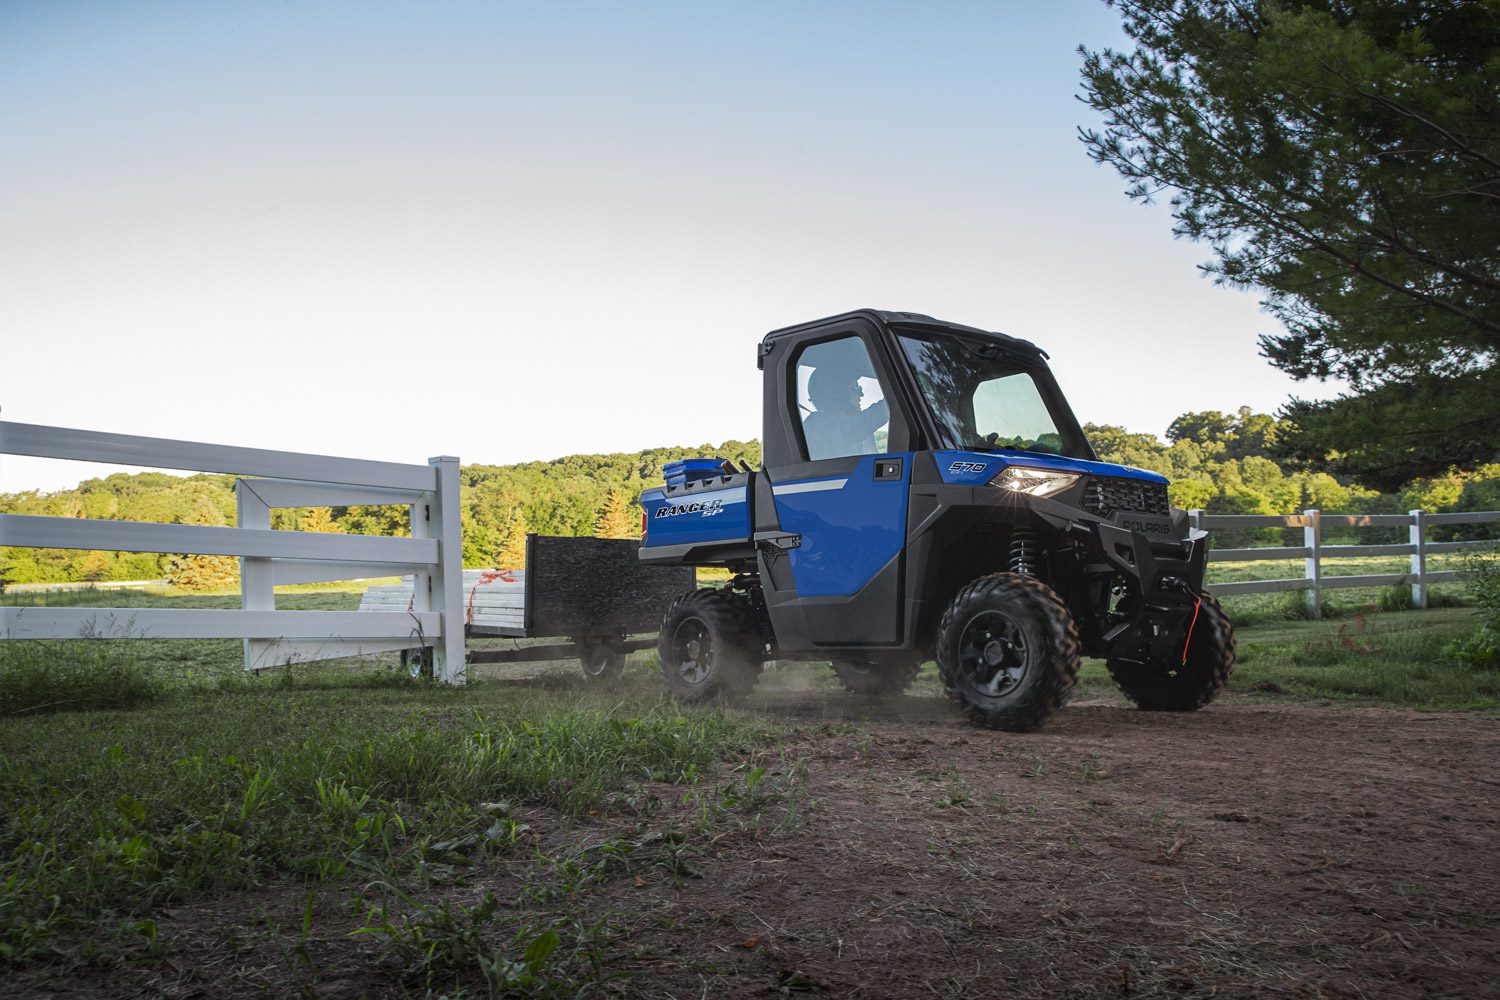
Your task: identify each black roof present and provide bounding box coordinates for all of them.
[760,308,1047,358]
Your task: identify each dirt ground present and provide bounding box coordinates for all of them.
[15,675,1500,999]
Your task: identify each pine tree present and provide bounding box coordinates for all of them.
[166,503,241,591]
[79,551,109,587]
[593,489,637,539]
[298,506,341,533]
[496,511,528,569]
[1080,0,1500,488]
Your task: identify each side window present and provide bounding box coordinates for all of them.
[793,337,890,461]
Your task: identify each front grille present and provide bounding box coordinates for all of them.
[1082,476,1170,518]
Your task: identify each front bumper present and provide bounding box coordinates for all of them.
[1025,494,1206,594]
[1093,520,1208,598]
[1026,496,1209,663]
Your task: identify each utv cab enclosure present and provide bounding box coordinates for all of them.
[639,310,1233,731]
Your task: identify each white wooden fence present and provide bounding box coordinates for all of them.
[1190,508,1499,617]
[0,421,466,683]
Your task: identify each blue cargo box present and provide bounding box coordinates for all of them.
[640,480,751,549]
[664,458,727,488]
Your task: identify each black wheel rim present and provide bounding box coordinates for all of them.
[670,617,713,685]
[956,610,1029,699]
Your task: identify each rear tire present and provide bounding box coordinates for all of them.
[829,658,922,695]
[575,638,625,682]
[658,589,763,702]
[1107,593,1234,711]
[936,573,1079,732]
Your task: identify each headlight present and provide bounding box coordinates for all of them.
[991,466,1079,498]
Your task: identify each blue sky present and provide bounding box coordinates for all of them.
[1,1,1328,492]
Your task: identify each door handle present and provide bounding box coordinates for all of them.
[873,458,904,481]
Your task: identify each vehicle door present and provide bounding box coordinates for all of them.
[759,323,915,646]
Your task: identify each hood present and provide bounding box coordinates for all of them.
[934,449,1168,487]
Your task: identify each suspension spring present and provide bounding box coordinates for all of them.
[1009,527,1038,577]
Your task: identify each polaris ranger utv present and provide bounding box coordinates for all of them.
[639,310,1233,731]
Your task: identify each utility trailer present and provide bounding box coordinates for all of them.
[359,535,692,679]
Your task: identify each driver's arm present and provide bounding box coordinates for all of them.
[859,398,890,433]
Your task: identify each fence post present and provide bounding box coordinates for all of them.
[1410,509,1428,609]
[428,456,466,685]
[1188,509,1202,534]
[236,480,274,670]
[1303,508,1322,618]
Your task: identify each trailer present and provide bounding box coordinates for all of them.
[359,535,692,679]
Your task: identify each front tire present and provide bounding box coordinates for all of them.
[936,573,1079,732]
[657,589,763,702]
[829,658,922,696]
[1107,593,1234,711]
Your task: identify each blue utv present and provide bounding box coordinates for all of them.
[639,310,1234,731]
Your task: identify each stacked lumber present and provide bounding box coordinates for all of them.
[466,570,525,632]
[357,569,527,632]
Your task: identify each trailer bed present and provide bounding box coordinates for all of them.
[356,536,692,641]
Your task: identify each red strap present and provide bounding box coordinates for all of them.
[1180,596,1203,664]
[468,570,519,624]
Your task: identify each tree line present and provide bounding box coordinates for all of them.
[3,413,1497,587]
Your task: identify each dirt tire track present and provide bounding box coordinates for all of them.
[607,702,1500,998]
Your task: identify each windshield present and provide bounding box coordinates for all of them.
[896,332,1087,457]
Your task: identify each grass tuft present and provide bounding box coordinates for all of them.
[0,641,170,716]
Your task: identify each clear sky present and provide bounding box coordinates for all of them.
[1,1,1332,493]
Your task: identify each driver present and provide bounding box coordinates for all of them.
[802,364,890,458]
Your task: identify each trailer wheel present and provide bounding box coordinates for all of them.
[829,658,922,696]
[574,638,626,682]
[402,646,433,681]
[936,573,1079,732]
[1107,593,1235,711]
[658,589,762,702]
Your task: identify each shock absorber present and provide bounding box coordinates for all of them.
[1009,526,1037,577]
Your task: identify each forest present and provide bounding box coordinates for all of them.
[2,409,1496,585]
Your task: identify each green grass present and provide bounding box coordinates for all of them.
[0,588,369,715]
[1,582,775,975]
[1075,606,1500,710]
[1225,607,1500,709]
[0,677,772,967]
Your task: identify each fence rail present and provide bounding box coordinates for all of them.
[1190,507,1496,615]
[0,421,466,682]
